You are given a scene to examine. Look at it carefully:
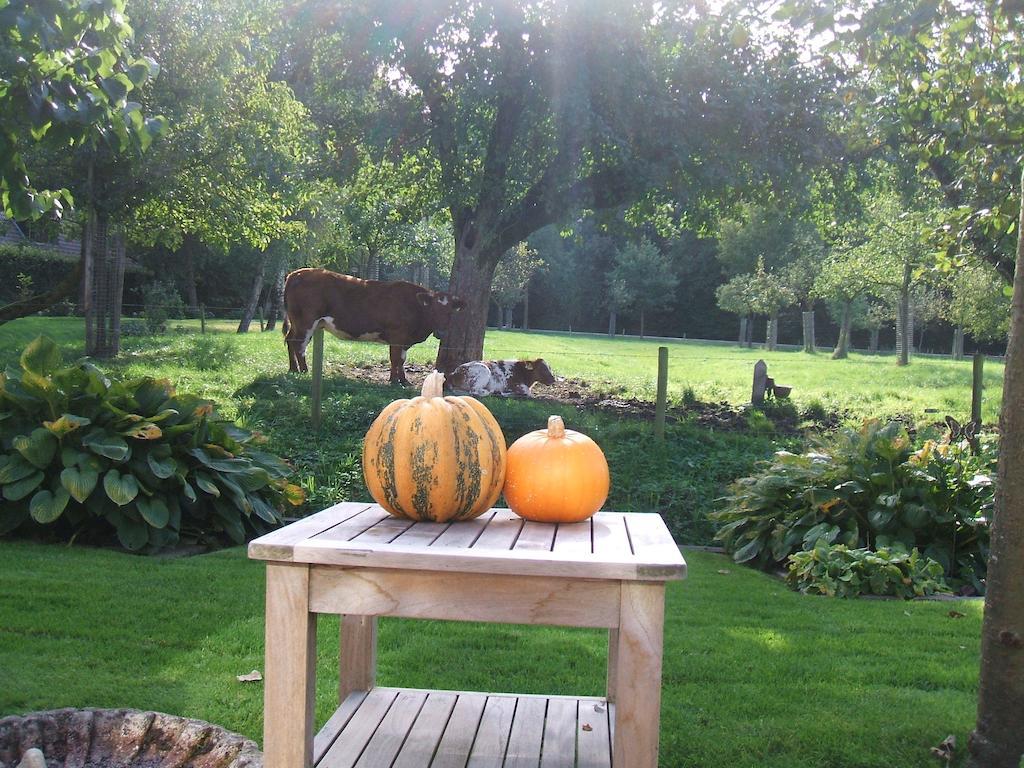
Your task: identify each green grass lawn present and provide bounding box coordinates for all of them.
[0,317,1003,425]
[0,540,982,768]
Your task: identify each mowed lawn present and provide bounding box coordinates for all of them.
[0,541,982,768]
[0,317,1003,425]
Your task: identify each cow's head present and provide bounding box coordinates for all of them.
[521,358,556,385]
[417,291,466,339]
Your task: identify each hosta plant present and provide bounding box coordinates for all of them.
[0,336,303,551]
[786,542,948,599]
[712,419,994,593]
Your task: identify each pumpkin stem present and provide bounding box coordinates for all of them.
[547,415,566,438]
[422,370,446,399]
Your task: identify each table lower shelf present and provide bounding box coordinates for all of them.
[313,687,614,768]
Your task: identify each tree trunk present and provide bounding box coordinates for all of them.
[766,313,778,351]
[640,309,646,339]
[86,212,127,359]
[109,231,126,353]
[522,288,529,331]
[746,315,754,347]
[182,235,199,316]
[738,317,747,347]
[435,234,500,373]
[918,322,926,353]
[609,310,617,337]
[802,310,816,353]
[896,267,913,365]
[263,266,286,332]
[237,251,271,334]
[833,301,852,359]
[869,328,880,353]
[968,170,1024,768]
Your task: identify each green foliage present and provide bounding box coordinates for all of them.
[493,242,545,311]
[787,542,948,599]
[607,238,679,321]
[944,260,1010,343]
[1,0,165,219]
[713,420,994,592]
[0,336,302,551]
[0,244,80,304]
[142,281,186,334]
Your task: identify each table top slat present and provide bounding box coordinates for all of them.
[251,505,685,581]
[311,508,391,544]
[470,509,523,551]
[511,520,557,552]
[551,520,593,556]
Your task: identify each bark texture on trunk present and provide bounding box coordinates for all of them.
[522,288,529,330]
[896,268,913,365]
[968,172,1024,768]
[765,313,778,351]
[640,309,646,339]
[833,301,851,360]
[435,235,499,373]
[802,310,816,353]
[263,266,286,332]
[952,327,965,360]
[609,310,617,337]
[237,251,270,334]
[85,213,127,359]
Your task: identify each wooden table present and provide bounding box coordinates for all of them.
[249,502,686,768]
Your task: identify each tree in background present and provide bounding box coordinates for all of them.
[492,243,545,329]
[606,238,678,339]
[716,273,757,348]
[0,0,165,329]
[813,247,878,359]
[782,0,1024,761]
[747,258,797,352]
[944,261,1011,359]
[293,0,838,371]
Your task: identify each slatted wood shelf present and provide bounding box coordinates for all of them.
[313,688,614,768]
[249,503,686,582]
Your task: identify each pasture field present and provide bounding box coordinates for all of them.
[0,317,1004,425]
[0,540,982,768]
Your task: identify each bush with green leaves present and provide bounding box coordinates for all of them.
[0,336,303,551]
[787,543,948,599]
[142,281,186,333]
[712,420,994,592]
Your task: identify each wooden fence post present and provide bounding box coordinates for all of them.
[200,304,206,334]
[654,346,668,440]
[971,352,985,425]
[311,329,324,431]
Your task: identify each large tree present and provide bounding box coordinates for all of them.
[293,0,837,370]
[782,1,1024,763]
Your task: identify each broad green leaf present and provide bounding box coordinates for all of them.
[733,537,763,563]
[249,494,280,524]
[13,428,58,469]
[29,487,70,524]
[193,472,220,497]
[0,454,37,484]
[61,466,99,503]
[83,431,131,461]
[20,336,60,376]
[147,452,176,479]
[44,413,92,437]
[3,471,44,501]
[112,512,148,551]
[103,469,139,506]
[136,497,169,529]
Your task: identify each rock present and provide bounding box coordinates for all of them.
[15,748,44,768]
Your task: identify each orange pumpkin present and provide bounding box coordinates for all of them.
[362,371,506,522]
[503,415,609,523]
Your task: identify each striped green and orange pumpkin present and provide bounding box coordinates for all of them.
[362,371,507,522]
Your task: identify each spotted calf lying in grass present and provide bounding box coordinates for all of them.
[447,358,556,397]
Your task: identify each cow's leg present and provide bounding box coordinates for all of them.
[285,320,306,373]
[389,345,410,385]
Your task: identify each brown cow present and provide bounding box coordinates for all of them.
[282,268,465,384]
[446,359,556,397]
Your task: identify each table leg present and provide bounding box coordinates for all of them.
[611,582,666,768]
[339,614,377,702]
[264,563,317,768]
[607,628,619,703]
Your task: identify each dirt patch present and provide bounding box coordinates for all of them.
[324,361,829,434]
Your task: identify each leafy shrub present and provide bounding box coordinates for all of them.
[119,319,148,337]
[787,542,948,599]
[142,281,185,333]
[0,244,79,304]
[0,336,303,551]
[712,420,994,592]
